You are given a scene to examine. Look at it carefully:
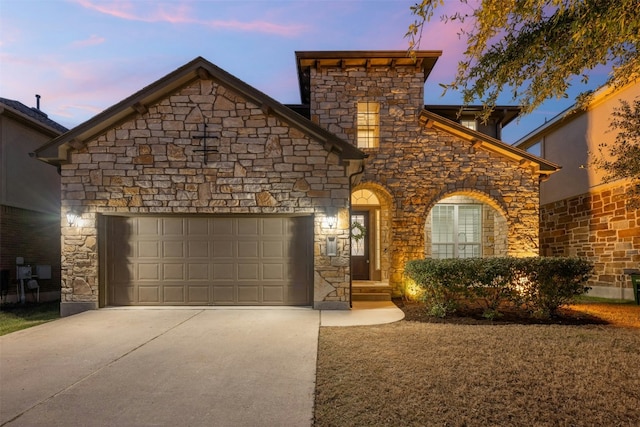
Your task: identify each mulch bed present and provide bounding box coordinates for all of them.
[393,297,624,326]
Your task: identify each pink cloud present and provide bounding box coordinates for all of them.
[71,34,106,48]
[74,0,307,36]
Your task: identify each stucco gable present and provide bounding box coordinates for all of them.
[34,57,364,166]
[419,109,560,176]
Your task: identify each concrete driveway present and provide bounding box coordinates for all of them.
[0,308,320,427]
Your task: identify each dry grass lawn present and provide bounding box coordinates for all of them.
[314,302,640,426]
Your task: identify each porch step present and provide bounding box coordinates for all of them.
[352,282,393,301]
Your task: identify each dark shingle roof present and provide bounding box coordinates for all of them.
[0,97,68,133]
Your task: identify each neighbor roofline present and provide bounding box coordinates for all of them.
[0,104,66,138]
[515,79,639,150]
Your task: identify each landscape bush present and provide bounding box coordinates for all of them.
[404,257,593,319]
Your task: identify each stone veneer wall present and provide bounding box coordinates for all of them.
[60,78,351,314]
[540,182,639,299]
[309,64,540,289]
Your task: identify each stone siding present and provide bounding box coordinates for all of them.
[540,182,639,297]
[60,79,351,310]
[310,64,540,289]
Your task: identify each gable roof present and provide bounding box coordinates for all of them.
[295,50,441,105]
[34,56,365,166]
[419,109,560,176]
[424,105,521,129]
[515,80,639,151]
[0,97,68,136]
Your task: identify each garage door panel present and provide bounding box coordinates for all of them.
[262,241,284,258]
[138,241,160,258]
[262,217,285,235]
[212,218,234,235]
[238,218,259,235]
[188,263,209,280]
[138,286,160,303]
[238,241,259,257]
[188,286,209,303]
[263,286,284,303]
[138,218,161,235]
[263,264,284,280]
[187,218,209,235]
[107,216,312,306]
[238,263,259,280]
[188,241,209,257]
[213,263,234,280]
[162,218,184,235]
[162,286,185,303]
[163,264,185,280]
[237,285,259,303]
[213,240,234,257]
[138,264,159,281]
[213,286,234,303]
[163,241,184,258]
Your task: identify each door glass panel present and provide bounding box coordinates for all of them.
[351,214,366,256]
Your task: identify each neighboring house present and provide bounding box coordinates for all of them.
[35,52,558,316]
[0,97,67,303]
[516,81,640,300]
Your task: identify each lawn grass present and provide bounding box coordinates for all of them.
[314,302,640,426]
[0,301,60,336]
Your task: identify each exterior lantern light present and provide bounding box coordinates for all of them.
[66,209,79,226]
[324,207,338,229]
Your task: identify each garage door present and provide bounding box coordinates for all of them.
[106,216,313,306]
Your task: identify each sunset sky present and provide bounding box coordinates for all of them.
[1,0,609,143]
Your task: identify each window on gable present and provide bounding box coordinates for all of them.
[460,118,477,131]
[432,204,482,259]
[357,101,380,148]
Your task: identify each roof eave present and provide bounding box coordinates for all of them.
[34,56,365,165]
[419,110,560,175]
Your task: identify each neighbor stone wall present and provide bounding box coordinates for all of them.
[60,78,352,313]
[540,182,640,299]
[309,64,540,289]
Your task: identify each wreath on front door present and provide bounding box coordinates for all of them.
[351,221,367,242]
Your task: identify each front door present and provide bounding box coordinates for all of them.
[351,212,369,280]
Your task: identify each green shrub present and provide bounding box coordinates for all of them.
[404,257,593,319]
[514,257,593,317]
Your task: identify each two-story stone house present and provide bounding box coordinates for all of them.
[35,51,558,316]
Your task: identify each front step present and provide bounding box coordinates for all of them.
[352,282,393,301]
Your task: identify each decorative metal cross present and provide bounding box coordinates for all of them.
[192,123,219,165]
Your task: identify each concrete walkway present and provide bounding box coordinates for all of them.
[0,303,403,427]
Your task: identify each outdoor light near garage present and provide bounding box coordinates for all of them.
[324,207,338,229]
[66,209,80,226]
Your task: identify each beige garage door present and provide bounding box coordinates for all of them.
[106,216,313,306]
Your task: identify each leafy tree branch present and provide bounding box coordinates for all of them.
[407,0,640,119]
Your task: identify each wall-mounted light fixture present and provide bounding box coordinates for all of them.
[66,209,79,227]
[324,207,338,229]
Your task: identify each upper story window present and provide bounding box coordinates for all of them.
[526,140,542,157]
[460,118,477,131]
[357,101,380,149]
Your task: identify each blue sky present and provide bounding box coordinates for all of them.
[1,0,609,143]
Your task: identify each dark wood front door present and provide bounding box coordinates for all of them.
[351,211,369,280]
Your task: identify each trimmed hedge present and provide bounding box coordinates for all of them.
[404,257,593,318]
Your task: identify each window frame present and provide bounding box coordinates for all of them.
[357,101,380,149]
[431,204,482,259]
